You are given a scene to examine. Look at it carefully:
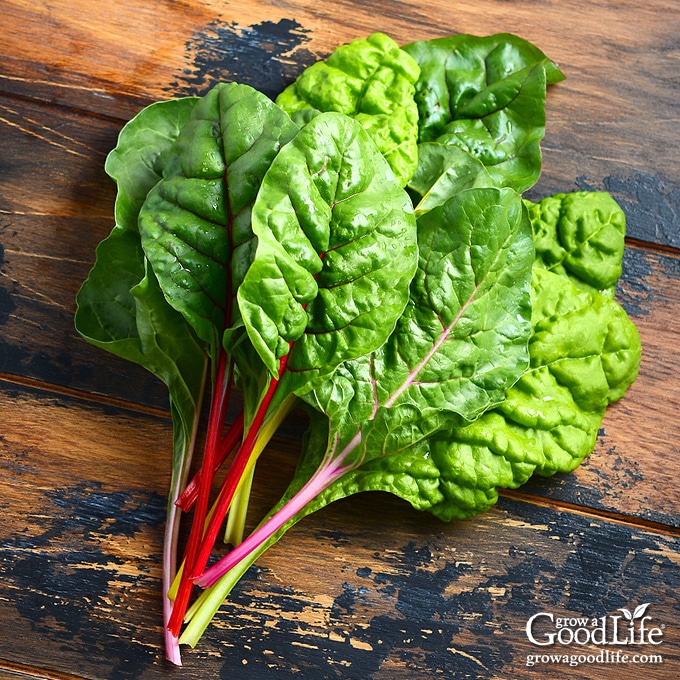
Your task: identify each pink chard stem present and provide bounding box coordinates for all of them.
[194,431,362,589]
[162,367,207,664]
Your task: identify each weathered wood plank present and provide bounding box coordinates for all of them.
[0,660,86,680]
[2,0,679,246]
[0,383,677,679]
[0,97,170,408]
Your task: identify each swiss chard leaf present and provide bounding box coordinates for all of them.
[138,82,299,362]
[525,191,626,297]
[276,32,421,187]
[294,265,641,523]
[302,185,535,463]
[237,111,419,388]
[75,227,148,365]
[405,266,641,519]
[105,97,200,233]
[75,96,200,363]
[75,95,205,383]
[407,142,494,216]
[404,34,564,192]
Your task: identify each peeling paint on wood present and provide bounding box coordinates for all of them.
[170,18,318,100]
[579,174,680,249]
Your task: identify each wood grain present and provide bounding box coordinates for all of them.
[2,0,679,247]
[1,384,678,679]
[0,97,170,408]
[0,663,84,680]
[1,0,679,677]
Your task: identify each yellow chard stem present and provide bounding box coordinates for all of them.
[223,394,297,547]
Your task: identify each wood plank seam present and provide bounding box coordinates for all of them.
[0,373,173,422]
[0,658,86,680]
[625,238,680,257]
[0,88,133,127]
[500,489,680,538]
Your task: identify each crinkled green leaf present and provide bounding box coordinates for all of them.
[238,111,418,387]
[76,95,205,389]
[404,33,564,138]
[423,267,641,519]
[525,191,626,297]
[528,266,640,408]
[75,97,207,479]
[138,82,298,361]
[407,142,494,216]
[76,96,199,362]
[372,186,534,422]
[104,97,200,233]
[404,33,564,192]
[276,32,421,187]
[434,61,547,192]
[300,267,641,522]
[302,185,534,457]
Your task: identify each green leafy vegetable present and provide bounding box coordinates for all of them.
[404,33,565,192]
[238,111,418,382]
[138,82,299,361]
[407,142,494,216]
[74,28,643,667]
[417,266,641,519]
[276,32,421,187]
[525,191,627,297]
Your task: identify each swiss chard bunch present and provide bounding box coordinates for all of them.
[75,30,641,664]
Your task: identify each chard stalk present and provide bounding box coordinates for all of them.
[223,394,296,546]
[189,353,290,580]
[194,432,360,589]
[180,429,354,647]
[166,394,292,611]
[167,350,232,636]
[178,529,279,647]
[224,468,254,547]
[163,366,207,665]
[175,411,245,513]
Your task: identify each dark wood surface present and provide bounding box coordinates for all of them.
[1,1,678,678]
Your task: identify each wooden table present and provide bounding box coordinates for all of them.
[1,1,678,678]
